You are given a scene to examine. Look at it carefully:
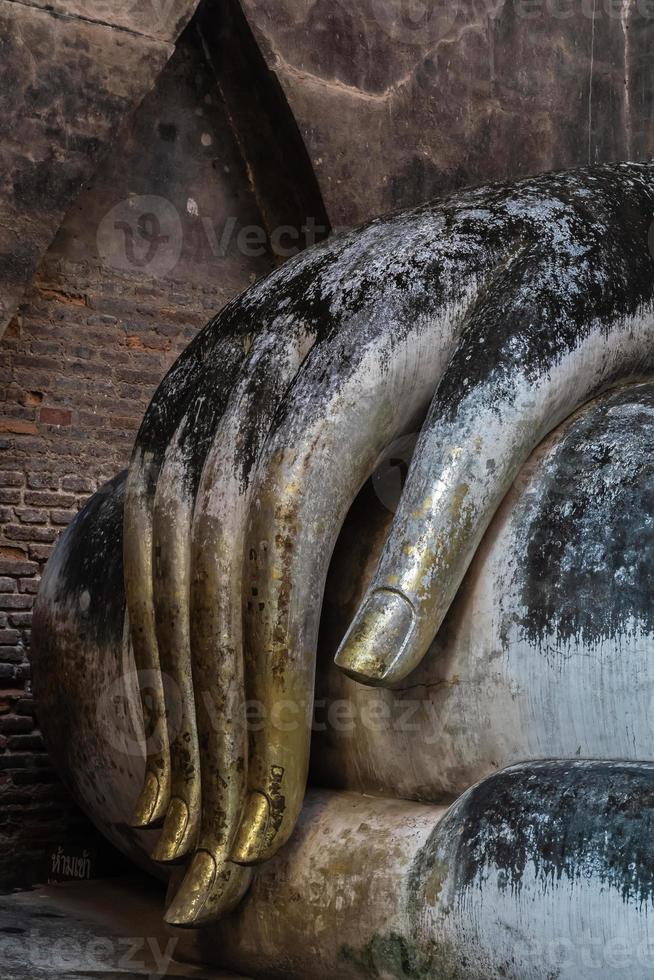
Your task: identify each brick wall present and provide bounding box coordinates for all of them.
[0,261,226,886]
[0,24,272,888]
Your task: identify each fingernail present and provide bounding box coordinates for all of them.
[164,850,253,927]
[130,770,163,828]
[230,791,270,865]
[164,850,216,928]
[334,589,416,686]
[151,797,190,864]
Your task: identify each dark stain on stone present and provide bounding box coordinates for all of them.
[158,121,178,142]
[390,155,456,212]
[340,930,469,979]
[52,470,127,648]
[13,154,83,213]
[518,383,654,648]
[0,241,41,285]
[433,164,654,421]
[446,761,654,908]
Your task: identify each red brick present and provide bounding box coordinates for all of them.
[4,525,56,543]
[15,508,47,524]
[13,354,61,375]
[24,491,74,507]
[0,490,20,505]
[15,698,34,717]
[10,768,59,785]
[109,416,140,430]
[0,560,37,577]
[28,545,53,562]
[116,368,162,385]
[0,693,20,714]
[0,596,31,611]
[0,419,38,435]
[8,734,42,752]
[0,547,27,563]
[39,407,72,426]
[0,715,35,736]
[50,510,76,526]
[69,360,111,380]
[1,405,36,421]
[86,314,117,326]
[2,665,29,687]
[0,630,20,645]
[0,647,26,664]
[61,475,94,493]
[26,473,59,490]
[8,613,32,627]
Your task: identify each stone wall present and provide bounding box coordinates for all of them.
[0,0,203,340]
[240,0,654,227]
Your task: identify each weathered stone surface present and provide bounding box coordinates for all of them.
[0,0,181,338]
[240,0,654,226]
[15,0,200,42]
[196,0,331,256]
[53,26,273,295]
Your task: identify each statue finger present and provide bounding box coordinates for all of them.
[335,242,654,687]
[124,321,232,828]
[164,328,313,925]
[230,300,464,866]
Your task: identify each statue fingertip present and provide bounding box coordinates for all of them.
[164,850,253,927]
[164,850,217,928]
[334,588,417,687]
[230,791,271,865]
[129,770,166,828]
[152,796,192,864]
